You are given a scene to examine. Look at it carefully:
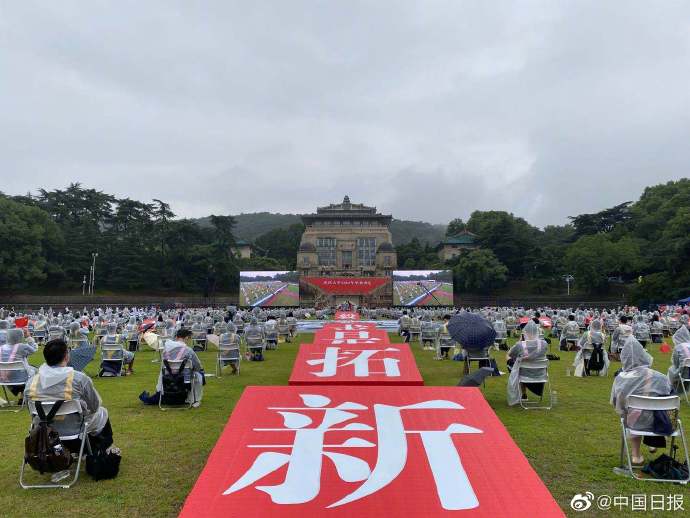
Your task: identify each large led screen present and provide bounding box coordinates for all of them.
[239,271,299,307]
[393,270,454,307]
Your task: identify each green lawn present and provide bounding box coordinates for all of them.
[0,333,687,517]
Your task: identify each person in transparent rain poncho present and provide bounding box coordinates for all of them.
[610,336,672,465]
[25,339,114,446]
[0,328,37,404]
[667,325,690,389]
[572,319,610,377]
[506,321,549,405]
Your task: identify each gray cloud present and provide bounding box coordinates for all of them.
[1,1,688,226]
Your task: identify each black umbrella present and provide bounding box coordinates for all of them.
[447,312,496,350]
[458,367,495,387]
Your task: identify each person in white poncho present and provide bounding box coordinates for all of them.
[572,320,609,377]
[667,326,690,389]
[25,339,114,447]
[610,336,672,466]
[507,321,548,406]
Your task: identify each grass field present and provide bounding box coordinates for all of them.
[0,333,687,517]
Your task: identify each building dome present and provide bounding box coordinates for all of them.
[299,242,316,252]
[377,242,395,253]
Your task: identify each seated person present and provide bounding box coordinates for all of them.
[67,321,90,348]
[437,315,454,359]
[286,312,297,340]
[140,329,204,407]
[0,319,9,345]
[0,328,38,404]
[398,311,411,343]
[244,318,266,361]
[218,324,241,374]
[560,315,580,350]
[667,326,690,389]
[610,316,632,359]
[611,336,672,466]
[632,315,651,347]
[25,339,114,450]
[573,320,609,376]
[507,321,548,405]
[101,323,135,375]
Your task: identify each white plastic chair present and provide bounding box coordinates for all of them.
[216,339,241,377]
[617,395,690,483]
[20,399,91,489]
[518,358,553,410]
[0,361,29,412]
[99,343,125,377]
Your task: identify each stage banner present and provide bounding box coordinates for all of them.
[303,277,389,295]
[309,322,391,347]
[334,311,360,320]
[180,386,564,518]
[289,342,423,386]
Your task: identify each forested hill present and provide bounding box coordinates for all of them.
[196,212,447,245]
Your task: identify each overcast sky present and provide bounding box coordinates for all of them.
[1,1,689,227]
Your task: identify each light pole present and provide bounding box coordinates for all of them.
[89,252,98,295]
[564,274,574,296]
[82,275,86,295]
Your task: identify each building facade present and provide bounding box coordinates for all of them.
[297,196,397,276]
[438,230,479,261]
[231,240,253,259]
[297,196,397,306]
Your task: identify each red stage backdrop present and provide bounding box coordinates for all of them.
[180,386,565,518]
[289,342,423,386]
[303,277,389,295]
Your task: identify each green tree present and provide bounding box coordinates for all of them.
[453,249,508,293]
[0,196,64,289]
[446,218,466,237]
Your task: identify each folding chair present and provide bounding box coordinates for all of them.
[216,340,241,377]
[518,359,553,410]
[99,343,125,377]
[245,337,265,361]
[463,349,492,377]
[191,331,207,352]
[435,337,454,361]
[409,322,421,343]
[0,361,29,412]
[679,358,690,405]
[420,326,438,351]
[159,359,193,411]
[617,395,690,483]
[277,323,290,343]
[32,329,47,344]
[265,327,278,350]
[19,400,92,489]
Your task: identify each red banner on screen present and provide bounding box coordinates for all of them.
[303,277,389,295]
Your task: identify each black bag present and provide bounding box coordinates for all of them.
[161,359,190,405]
[24,401,73,474]
[588,345,606,373]
[99,360,122,377]
[642,454,689,480]
[86,447,121,480]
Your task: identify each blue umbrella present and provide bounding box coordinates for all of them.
[68,344,96,372]
[447,312,496,350]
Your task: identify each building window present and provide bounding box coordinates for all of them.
[317,237,337,266]
[357,237,376,266]
[342,250,352,268]
[302,256,310,266]
[384,255,391,267]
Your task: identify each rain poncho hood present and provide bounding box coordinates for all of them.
[37,364,74,390]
